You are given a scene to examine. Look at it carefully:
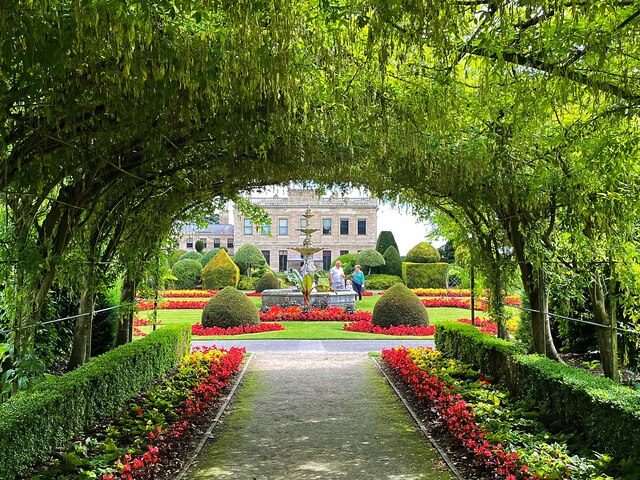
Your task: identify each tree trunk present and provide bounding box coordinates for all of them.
[488,263,508,339]
[67,283,94,370]
[589,272,618,381]
[507,220,560,360]
[115,276,135,346]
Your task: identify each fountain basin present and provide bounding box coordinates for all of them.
[261,288,355,309]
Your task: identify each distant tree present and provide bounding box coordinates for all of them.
[438,240,455,264]
[233,244,266,277]
[375,231,399,255]
[355,249,385,275]
[195,240,205,253]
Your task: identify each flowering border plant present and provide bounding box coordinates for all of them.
[28,346,244,480]
[259,306,371,322]
[382,347,613,480]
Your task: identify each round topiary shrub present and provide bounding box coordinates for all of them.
[201,286,259,328]
[237,275,258,291]
[405,242,441,263]
[355,248,385,275]
[372,283,429,328]
[178,251,203,263]
[200,248,221,266]
[255,270,280,293]
[201,249,240,290]
[171,259,203,289]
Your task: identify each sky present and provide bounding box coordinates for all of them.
[230,186,442,256]
[377,203,441,255]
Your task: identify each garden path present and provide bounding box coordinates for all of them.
[192,339,435,353]
[186,353,454,480]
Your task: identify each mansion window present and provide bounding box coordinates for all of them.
[214,238,220,248]
[340,219,349,235]
[299,218,307,235]
[340,250,349,256]
[186,237,194,248]
[262,250,271,265]
[227,238,234,249]
[279,218,288,235]
[260,224,271,235]
[357,219,366,235]
[244,219,253,235]
[323,218,331,235]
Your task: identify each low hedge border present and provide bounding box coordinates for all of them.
[435,322,640,462]
[0,324,191,479]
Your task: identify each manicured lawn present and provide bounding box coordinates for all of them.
[138,307,474,340]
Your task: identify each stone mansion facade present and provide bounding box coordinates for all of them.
[177,189,378,272]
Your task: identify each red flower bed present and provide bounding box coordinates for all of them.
[343,320,435,336]
[192,322,285,336]
[133,317,162,327]
[412,288,473,297]
[132,327,147,337]
[162,289,218,298]
[456,317,498,335]
[259,306,372,322]
[382,347,520,479]
[244,292,262,297]
[138,299,208,311]
[421,297,487,311]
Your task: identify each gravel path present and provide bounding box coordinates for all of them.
[191,339,435,354]
[186,353,453,480]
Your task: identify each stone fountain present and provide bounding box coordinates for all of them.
[261,205,355,309]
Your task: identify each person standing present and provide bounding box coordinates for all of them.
[352,264,365,301]
[330,261,345,290]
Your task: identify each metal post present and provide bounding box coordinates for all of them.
[470,265,475,325]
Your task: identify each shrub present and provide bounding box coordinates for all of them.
[200,248,220,266]
[0,325,190,480]
[195,239,205,253]
[402,262,448,288]
[255,270,281,293]
[382,246,402,277]
[365,274,403,290]
[355,249,385,275]
[372,283,429,328]
[435,322,640,462]
[375,231,399,255]
[237,275,258,291]
[178,251,203,263]
[332,253,357,275]
[201,286,259,328]
[167,249,187,268]
[171,259,203,289]
[405,242,441,263]
[201,249,240,290]
[233,244,266,276]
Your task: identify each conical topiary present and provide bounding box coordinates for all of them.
[201,249,240,290]
[383,246,403,277]
[200,248,221,266]
[372,283,429,328]
[201,287,259,328]
[405,242,441,263]
[255,270,280,293]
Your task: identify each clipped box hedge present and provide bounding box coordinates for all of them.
[402,262,448,288]
[435,322,640,461]
[0,324,191,480]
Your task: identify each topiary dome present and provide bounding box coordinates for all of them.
[171,259,203,289]
[405,242,441,263]
[255,270,280,293]
[372,283,429,328]
[178,251,203,262]
[201,287,260,328]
